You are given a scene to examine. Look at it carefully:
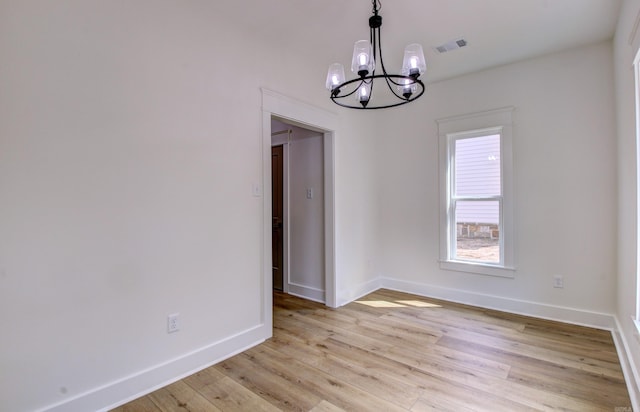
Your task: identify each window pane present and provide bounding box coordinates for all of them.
[455,134,501,197]
[455,200,500,263]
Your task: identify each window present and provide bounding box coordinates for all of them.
[450,132,502,264]
[438,108,515,277]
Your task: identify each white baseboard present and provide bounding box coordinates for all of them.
[39,324,269,412]
[288,282,325,303]
[337,278,381,307]
[613,317,640,412]
[379,277,616,330]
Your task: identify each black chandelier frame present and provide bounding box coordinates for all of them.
[329,0,425,110]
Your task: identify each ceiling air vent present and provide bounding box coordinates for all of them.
[435,38,467,54]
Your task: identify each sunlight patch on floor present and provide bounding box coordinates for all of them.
[355,300,406,308]
[355,299,442,308]
[396,300,441,308]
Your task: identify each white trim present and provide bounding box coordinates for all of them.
[613,317,640,412]
[262,110,275,332]
[288,282,326,303]
[439,260,515,278]
[634,48,640,328]
[337,278,382,307]
[262,89,338,131]
[438,107,515,277]
[380,277,616,330]
[282,142,290,294]
[40,325,267,412]
[324,131,337,308]
[261,88,338,308]
[436,107,515,133]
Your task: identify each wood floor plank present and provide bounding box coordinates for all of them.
[191,376,282,412]
[183,367,282,411]
[265,331,423,409]
[215,351,320,411]
[412,373,537,412]
[308,400,346,412]
[508,364,631,409]
[385,343,603,411]
[110,396,162,412]
[313,336,436,389]
[182,366,226,391]
[245,344,408,412]
[428,308,617,364]
[112,289,632,412]
[148,381,222,412]
[276,310,395,354]
[437,334,629,408]
[387,308,624,379]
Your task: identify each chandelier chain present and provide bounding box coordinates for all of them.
[372,0,381,15]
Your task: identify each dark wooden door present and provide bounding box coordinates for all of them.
[272,145,284,291]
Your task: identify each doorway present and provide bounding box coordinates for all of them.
[271,122,326,302]
[261,88,337,330]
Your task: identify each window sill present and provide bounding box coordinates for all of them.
[439,260,515,278]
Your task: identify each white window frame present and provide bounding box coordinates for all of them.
[633,48,640,332]
[438,107,515,277]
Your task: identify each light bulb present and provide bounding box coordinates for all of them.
[325,63,345,91]
[351,40,374,77]
[397,77,417,99]
[402,44,426,78]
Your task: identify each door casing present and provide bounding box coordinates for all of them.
[261,89,338,336]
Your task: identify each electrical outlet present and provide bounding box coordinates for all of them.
[167,313,180,333]
[553,275,564,288]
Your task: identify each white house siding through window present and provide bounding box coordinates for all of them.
[453,134,501,263]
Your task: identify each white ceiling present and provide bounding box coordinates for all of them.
[217,0,621,84]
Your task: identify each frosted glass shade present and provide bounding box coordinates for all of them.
[351,40,375,77]
[326,63,346,91]
[402,43,426,77]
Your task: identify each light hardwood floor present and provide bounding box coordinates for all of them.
[112,289,632,411]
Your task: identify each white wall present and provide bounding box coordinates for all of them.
[614,0,640,405]
[0,3,264,410]
[271,121,327,301]
[0,1,377,411]
[334,111,381,304]
[375,41,618,322]
[289,133,326,298]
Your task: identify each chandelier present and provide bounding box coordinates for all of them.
[325,0,426,110]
